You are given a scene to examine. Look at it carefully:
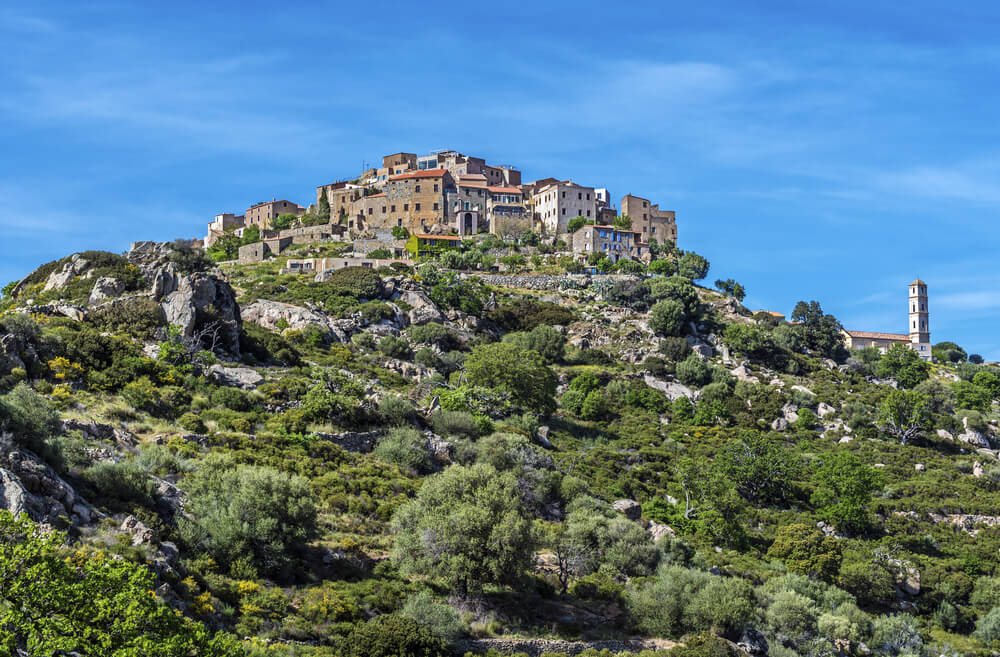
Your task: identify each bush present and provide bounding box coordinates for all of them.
[409,322,454,349]
[464,342,557,414]
[343,614,447,657]
[177,412,206,433]
[400,590,463,643]
[169,239,213,274]
[324,266,383,298]
[0,383,61,455]
[649,299,686,337]
[211,386,252,412]
[660,336,693,362]
[180,454,318,575]
[429,410,481,439]
[379,335,412,360]
[501,325,566,364]
[374,427,433,473]
[678,252,710,280]
[361,301,396,323]
[871,614,922,656]
[84,461,156,507]
[379,395,415,426]
[121,376,160,413]
[676,354,711,387]
[486,298,574,332]
[974,607,1000,642]
[86,297,165,339]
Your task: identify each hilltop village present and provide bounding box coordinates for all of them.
[204,149,677,269]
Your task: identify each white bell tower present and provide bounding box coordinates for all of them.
[908,278,931,360]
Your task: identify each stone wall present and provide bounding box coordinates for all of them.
[468,273,638,290]
[310,430,383,453]
[453,638,666,656]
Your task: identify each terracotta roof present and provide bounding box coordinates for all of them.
[845,330,910,341]
[389,168,447,180]
[487,186,521,194]
[910,278,927,286]
[413,234,462,241]
[366,193,386,198]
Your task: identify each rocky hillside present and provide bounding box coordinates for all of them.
[1,238,999,657]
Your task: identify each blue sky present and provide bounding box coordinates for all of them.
[2,1,1000,358]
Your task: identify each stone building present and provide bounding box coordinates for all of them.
[533,181,597,235]
[245,199,305,230]
[204,212,245,247]
[571,225,642,263]
[842,279,933,361]
[486,185,529,237]
[621,194,677,245]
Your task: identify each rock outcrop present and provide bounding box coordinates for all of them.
[241,299,352,343]
[162,272,241,355]
[612,499,642,521]
[88,276,125,305]
[43,254,90,291]
[209,364,264,389]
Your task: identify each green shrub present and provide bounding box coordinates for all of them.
[660,336,693,362]
[86,297,165,339]
[180,454,318,575]
[379,395,415,426]
[343,614,446,657]
[84,461,156,507]
[0,383,61,455]
[177,412,206,433]
[400,590,463,642]
[676,354,711,387]
[974,607,1000,642]
[121,377,160,413]
[502,325,565,364]
[378,336,412,360]
[211,386,251,412]
[361,301,396,323]
[486,298,574,332]
[374,427,433,473]
[323,266,384,298]
[429,410,481,439]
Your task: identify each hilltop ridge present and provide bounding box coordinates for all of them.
[0,233,999,657]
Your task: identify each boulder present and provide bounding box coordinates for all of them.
[87,277,124,305]
[161,272,241,355]
[781,403,799,423]
[738,628,769,657]
[241,299,350,342]
[817,402,836,418]
[791,385,815,396]
[915,463,926,472]
[536,425,553,448]
[612,499,642,521]
[120,515,154,546]
[150,264,179,301]
[936,429,954,441]
[730,364,756,382]
[43,254,89,291]
[0,468,29,516]
[648,521,676,542]
[957,429,992,449]
[208,364,263,389]
[974,461,985,478]
[771,417,789,432]
[395,289,444,326]
[643,375,695,401]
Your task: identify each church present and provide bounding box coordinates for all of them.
[841,279,933,361]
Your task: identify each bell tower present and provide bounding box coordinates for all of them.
[908,279,931,360]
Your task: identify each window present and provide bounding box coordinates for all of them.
[562,191,566,198]
[651,227,656,234]
[586,193,590,200]
[578,192,582,200]
[433,203,439,210]
[404,203,409,211]
[434,183,439,192]
[381,206,386,213]
[643,201,648,208]
[415,203,421,211]
[391,205,396,212]
[561,208,566,215]
[599,230,607,238]
[368,208,373,215]
[415,185,421,192]
[586,210,591,217]
[913,321,916,328]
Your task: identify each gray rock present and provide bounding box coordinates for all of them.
[208,364,263,389]
[0,468,29,516]
[160,541,180,566]
[915,463,926,472]
[536,425,552,448]
[150,265,178,300]
[730,364,756,382]
[648,521,676,541]
[394,289,444,326]
[817,402,836,417]
[974,461,985,478]
[643,375,695,401]
[958,429,992,449]
[612,499,642,521]
[161,272,241,355]
[791,384,815,396]
[120,515,154,546]
[241,299,350,342]
[936,429,954,441]
[781,403,799,423]
[738,628,769,657]
[771,417,789,432]
[88,277,124,305]
[43,254,89,291]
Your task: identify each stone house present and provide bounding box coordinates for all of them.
[283,256,412,274]
[571,225,642,263]
[238,237,292,264]
[486,186,530,237]
[621,194,677,245]
[316,182,365,224]
[204,212,245,247]
[533,181,597,235]
[245,199,305,230]
[840,330,911,354]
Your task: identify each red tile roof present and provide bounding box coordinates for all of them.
[390,168,447,180]
[487,186,522,194]
[366,193,386,198]
[845,330,910,341]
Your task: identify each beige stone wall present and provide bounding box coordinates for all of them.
[534,183,596,234]
[245,200,304,229]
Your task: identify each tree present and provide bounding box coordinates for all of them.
[973,369,1000,398]
[180,454,318,575]
[876,343,930,388]
[566,216,591,233]
[270,213,298,230]
[766,523,842,582]
[649,299,686,337]
[464,342,557,414]
[169,239,213,274]
[613,214,632,230]
[317,192,331,224]
[0,511,241,656]
[648,259,675,275]
[970,353,985,364]
[240,224,260,244]
[714,278,746,301]
[501,324,566,364]
[810,452,881,535]
[932,340,967,363]
[876,389,929,445]
[790,301,845,360]
[714,431,797,504]
[616,258,645,274]
[391,463,535,595]
[678,251,710,280]
[206,233,242,261]
[723,323,775,360]
[0,382,62,455]
[676,354,712,387]
[558,497,658,582]
[519,229,540,246]
[391,225,410,239]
